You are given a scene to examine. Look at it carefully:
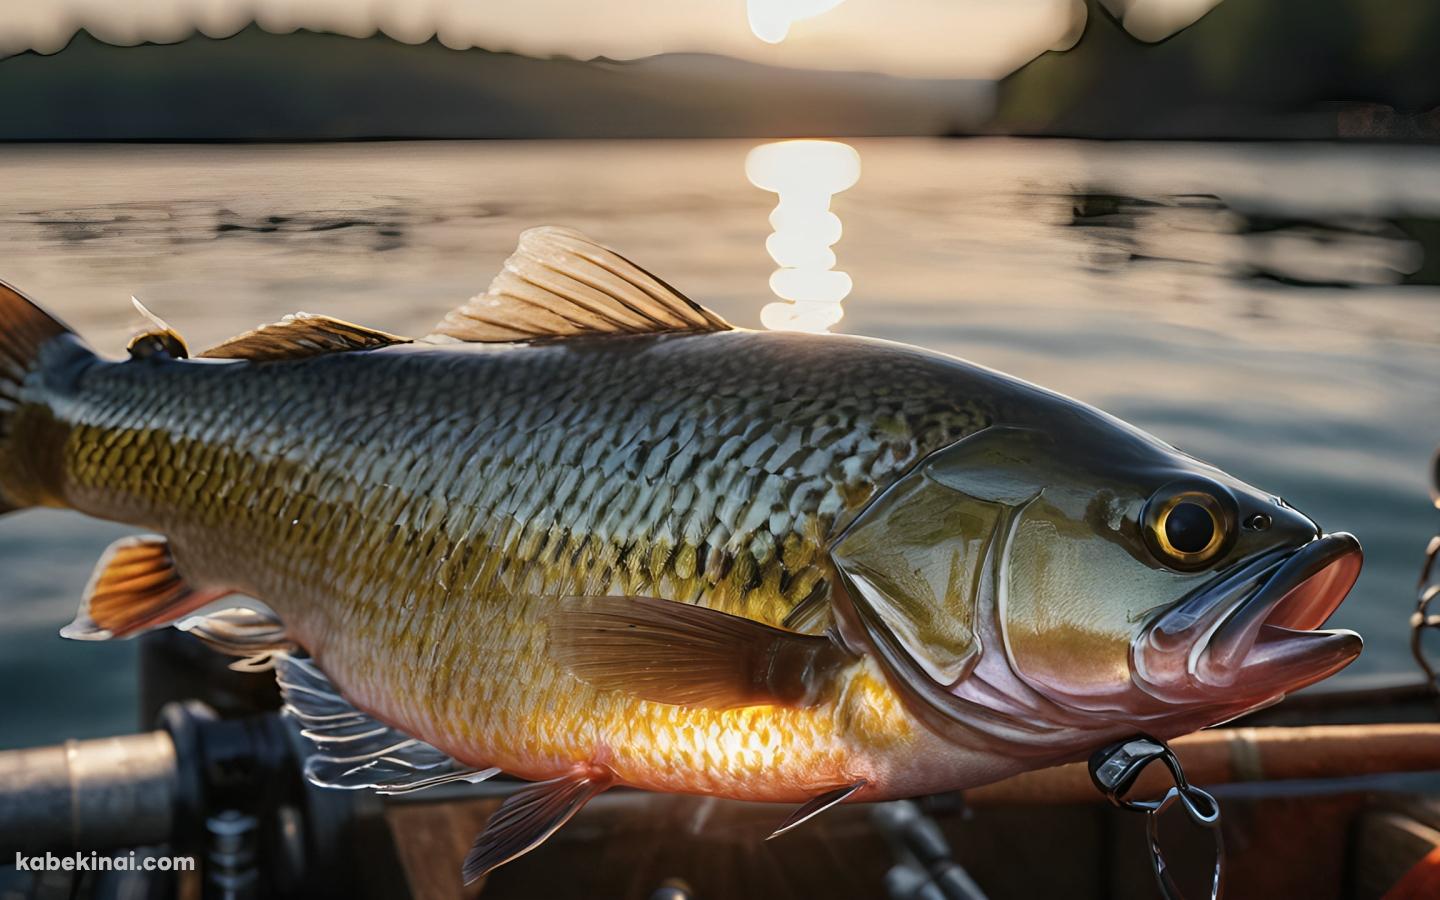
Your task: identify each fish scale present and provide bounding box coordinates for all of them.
[41,329,994,796]
[1,230,1368,881]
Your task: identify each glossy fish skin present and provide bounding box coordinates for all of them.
[1,228,1364,881]
[29,329,1043,798]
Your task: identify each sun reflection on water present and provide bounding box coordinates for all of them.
[745,140,861,333]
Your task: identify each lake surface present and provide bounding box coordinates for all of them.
[0,138,1436,748]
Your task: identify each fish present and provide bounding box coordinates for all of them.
[0,226,1363,882]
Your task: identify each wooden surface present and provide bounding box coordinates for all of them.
[386,798,501,900]
[384,723,1440,900]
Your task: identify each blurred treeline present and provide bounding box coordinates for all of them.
[996,0,1440,139]
[0,0,1437,141]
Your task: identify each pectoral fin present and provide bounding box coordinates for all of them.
[462,771,612,884]
[547,595,855,710]
[61,535,230,640]
[767,779,868,840]
[275,654,501,794]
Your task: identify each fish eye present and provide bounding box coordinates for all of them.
[1143,486,1233,570]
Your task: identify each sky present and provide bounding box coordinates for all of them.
[0,0,1221,80]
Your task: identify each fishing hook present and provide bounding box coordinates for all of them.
[1412,449,1440,692]
[1089,734,1223,900]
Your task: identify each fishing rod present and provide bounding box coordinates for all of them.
[6,700,1440,897]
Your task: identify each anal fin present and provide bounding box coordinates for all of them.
[177,607,297,672]
[547,595,855,709]
[61,535,229,640]
[767,779,868,840]
[275,654,499,795]
[463,771,612,884]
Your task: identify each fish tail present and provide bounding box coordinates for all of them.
[0,279,88,513]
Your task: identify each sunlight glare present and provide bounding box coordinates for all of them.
[746,0,848,44]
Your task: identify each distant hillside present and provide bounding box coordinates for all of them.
[6,4,1439,143]
[0,27,992,141]
[995,0,1440,140]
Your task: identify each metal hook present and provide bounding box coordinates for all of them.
[1411,445,1440,691]
[1089,734,1224,900]
[1409,535,1440,692]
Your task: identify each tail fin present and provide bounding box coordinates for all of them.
[0,279,79,512]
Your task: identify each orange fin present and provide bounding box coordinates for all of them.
[61,535,228,640]
[546,595,855,710]
[767,779,868,840]
[462,771,612,884]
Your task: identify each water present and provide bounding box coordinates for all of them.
[0,138,1435,749]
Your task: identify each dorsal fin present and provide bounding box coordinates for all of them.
[430,226,731,343]
[127,298,189,360]
[199,313,410,362]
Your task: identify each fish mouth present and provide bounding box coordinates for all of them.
[1140,533,1363,702]
[1196,531,1363,689]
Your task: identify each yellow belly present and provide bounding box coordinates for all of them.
[294,584,921,802]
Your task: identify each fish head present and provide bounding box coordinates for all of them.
[831,417,1362,759]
